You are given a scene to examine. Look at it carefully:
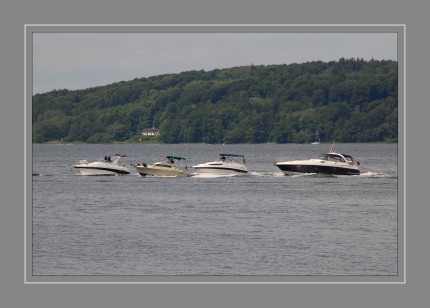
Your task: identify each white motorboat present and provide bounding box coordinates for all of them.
[275,151,360,176]
[193,153,248,175]
[73,154,130,175]
[132,156,189,177]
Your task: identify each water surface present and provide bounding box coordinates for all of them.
[32,143,398,276]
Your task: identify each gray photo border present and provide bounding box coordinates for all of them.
[25,24,405,284]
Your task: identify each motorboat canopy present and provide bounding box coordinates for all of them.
[219,153,245,162]
[219,154,244,157]
[166,155,186,161]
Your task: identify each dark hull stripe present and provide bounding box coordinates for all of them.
[74,166,130,175]
[137,172,186,176]
[194,166,248,173]
[276,164,360,175]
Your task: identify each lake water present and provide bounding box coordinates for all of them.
[31,143,398,276]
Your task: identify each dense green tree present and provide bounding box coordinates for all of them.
[32,59,398,143]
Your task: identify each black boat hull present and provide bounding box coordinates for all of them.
[276,164,360,176]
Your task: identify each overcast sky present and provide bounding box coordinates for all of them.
[32,32,397,94]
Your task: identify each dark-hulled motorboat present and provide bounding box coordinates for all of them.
[275,151,360,176]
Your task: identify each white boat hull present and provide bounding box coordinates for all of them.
[193,162,248,175]
[193,167,247,175]
[74,166,129,176]
[134,165,188,177]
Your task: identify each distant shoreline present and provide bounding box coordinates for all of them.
[34,140,398,145]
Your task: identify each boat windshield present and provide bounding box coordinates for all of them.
[342,154,354,164]
[323,154,342,162]
[322,153,354,164]
[166,156,186,161]
[155,163,172,168]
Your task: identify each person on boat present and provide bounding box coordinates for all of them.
[220,155,226,162]
[107,156,111,162]
[104,155,108,161]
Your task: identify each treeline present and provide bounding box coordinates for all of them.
[32,58,398,143]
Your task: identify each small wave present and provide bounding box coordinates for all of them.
[138,175,181,178]
[360,171,397,178]
[291,173,318,177]
[32,173,55,177]
[282,172,397,178]
[249,171,284,177]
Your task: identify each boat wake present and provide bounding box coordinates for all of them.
[32,173,56,177]
[291,173,318,177]
[249,171,285,177]
[33,170,397,179]
[285,172,397,178]
[359,171,397,178]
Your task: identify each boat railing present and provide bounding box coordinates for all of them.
[219,154,246,165]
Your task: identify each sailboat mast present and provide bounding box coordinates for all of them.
[330,141,335,153]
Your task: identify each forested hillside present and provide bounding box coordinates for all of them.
[32,58,398,143]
